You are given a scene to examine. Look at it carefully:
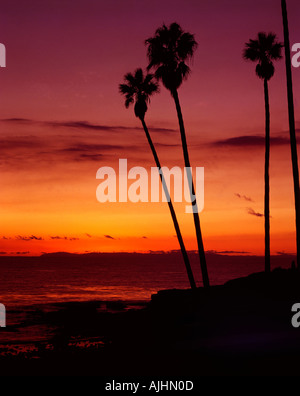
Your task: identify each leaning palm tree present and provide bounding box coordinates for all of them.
[281,0,300,269]
[243,32,283,273]
[119,68,196,289]
[145,23,210,288]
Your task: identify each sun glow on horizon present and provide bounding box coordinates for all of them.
[1,0,300,258]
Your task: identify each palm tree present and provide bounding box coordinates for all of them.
[145,22,210,288]
[243,32,283,273]
[281,0,300,269]
[119,68,196,289]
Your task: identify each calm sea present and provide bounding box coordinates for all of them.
[0,251,293,307]
[0,251,294,348]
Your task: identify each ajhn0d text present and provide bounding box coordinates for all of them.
[105,380,194,393]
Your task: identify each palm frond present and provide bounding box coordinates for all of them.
[243,44,260,61]
[269,42,283,60]
[119,68,158,118]
[145,22,197,91]
[177,32,198,60]
[119,83,134,96]
[169,22,183,42]
[177,62,190,81]
[134,68,144,85]
[243,32,282,80]
[256,61,274,80]
[125,97,134,108]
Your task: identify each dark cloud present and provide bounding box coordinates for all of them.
[207,250,250,254]
[0,136,42,150]
[50,120,117,131]
[104,235,115,240]
[50,236,79,241]
[146,127,177,134]
[61,143,123,153]
[0,118,188,170]
[1,118,176,134]
[3,235,79,241]
[76,154,104,161]
[213,135,290,147]
[235,193,254,202]
[60,142,139,162]
[164,249,250,255]
[53,121,176,134]
[218,250,249,254]
[276,251,295,257]
[247,208,264,217]
[0,135,122,156]
[155,142,181,147]
[3,118,32,123]
[58,142,128,162]
[0,137,127,168]
[16,235,44,241]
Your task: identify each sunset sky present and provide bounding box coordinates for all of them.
[1,0,300,256]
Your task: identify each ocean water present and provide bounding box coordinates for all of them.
[0,252,293,307]
[0,251,294,349]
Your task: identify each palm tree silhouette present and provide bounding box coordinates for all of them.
[243,32,283,273]
[145,23,210,288]
[281,0,300,269]
[119,68,196,289]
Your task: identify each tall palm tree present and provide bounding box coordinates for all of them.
[281,0,300,269]
[119,68,196,289]
[243,32,283,273]
[145,22,210,288]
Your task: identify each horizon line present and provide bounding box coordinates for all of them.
[0,250,296,258]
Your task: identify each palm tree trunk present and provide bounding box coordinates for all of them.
[171,89,210,288]
[281,0,300,269]
[264,79,271,273]
[140,117,197,289]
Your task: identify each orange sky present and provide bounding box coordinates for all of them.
[0,0,300,256]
